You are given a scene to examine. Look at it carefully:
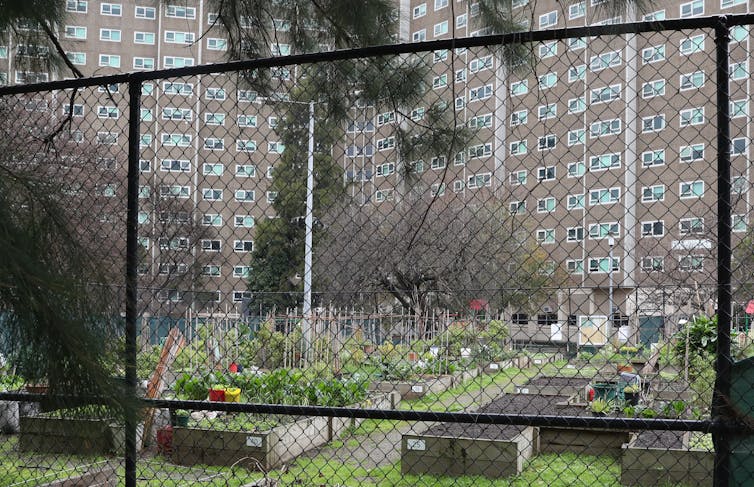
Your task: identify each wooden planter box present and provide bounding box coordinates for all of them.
[451,367,481,386]
[514,376,590,400]
[539,427,631,457]
[621,433,713,486]
[172,393,394,470]
[401,426,538,479]
[19,416,117,455]
[484,360,515,373]
[369,374,455,400]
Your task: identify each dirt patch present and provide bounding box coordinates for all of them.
[480,394,588,416]
[632,430,685,449]
[422,423,526,440]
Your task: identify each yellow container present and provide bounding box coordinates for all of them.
[224,387,241,402]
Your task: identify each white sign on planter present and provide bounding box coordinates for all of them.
[407,439,426,451]
[489,363,499,370]
[411,385,424,393]
[460,348,471,358]
[246,435,263,448]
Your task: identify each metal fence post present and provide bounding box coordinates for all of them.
[713,16,732,487]
[125,77,142,487]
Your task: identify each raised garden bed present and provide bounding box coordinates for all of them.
[19,416,119,455]
[172,392,395,470]
[483,359,515,373]
[402,424,537,479]
[621,430,713,486]
[369,367,480,401]
[515,376,591,400]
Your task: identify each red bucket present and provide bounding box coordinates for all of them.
[209,387,226,402]
[157,426,173,455]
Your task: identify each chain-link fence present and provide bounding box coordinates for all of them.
[1,15,753,486]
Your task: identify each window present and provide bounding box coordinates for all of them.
[161,133,191,147]
[510,170,527,186]
[236,140,257,152]
[510,140,527,156]
[162,107,192,121]
[539,11,557,28]
[234,240,254,252]
[731,62,748,80]
[511,110,527,126]
[589,187,620,205]
[680,71,705,90]
[642,45,665,64]
[100,3,122,16]
[377,137,395,151]
[568,37,586,50]
[163,82,193,96]
[680,0,703,17]
[135,6,156,19]
[590,50,621,71]
[468,143,492,158]
[202,214,222,227]
[159,185,190,199]
[139,159,152,172]
[134,31,155,44]
[236,164,256,177]
[165,31,195,44]
[733,215,748,232]
[413,3,426,18]
[510,81,527,96]
[432,74,448,89]
[642,79,666,98]
[412,29,426,42]
[98,54,120,67]
[679,256,704,272]
[201,240,222,252]
[568,129,585,146]
[567,194,585,210]
[680,107,704,127]
[569,1,585,19]
[644,10,666,20]
[567,227,584,242]
[642,185,665,202]
[67,52,85,65]
[680,34,705,55]
[469,55,493,73]
[538,135,556,151]
[590,119,621,138]
[204,138,224,150]
[538,72,557,89]
[207,38,227,50]
[202,163,223,176]
[539,41,558,59]
[731,100,748,118]
[642,114,665,133]
[467,173,492,189]
[63,104,84,117]
[589,153,621,171]
[568,161,585,177]
[537,197,556,213]
[568,65,586,82]
[733,176,748,194]
[590,84,621,104]
[163,56,194,68]
[469,113,493,129]
[456,13,467,28]
[538,104,557,120]
[680,181,704,198]
[376,162,395,177]
[731,25,749,42]
[374,189,394,203]
[234,215,255,228]
[238,90,257,102]
[205,112,225,126]
[96,132,118,145]
[434,21,448,37]
[66,0,87,12]
[537,229,556,244]
[537,166,556,181]
[641,257,664,272]
[166,5,196,18]
[470,84,493,100]
[680,143,704,163]
[100,28,121,42]
[206,87,226,100]
[431,156,446,170]
[133,57,154,70]
[642,149,666,167]
[732,138,747,156]
[722,0,747,7]
[160,159,190,172]
[235,190,255,202]
[65,26,87,39]
[509,201,526,214]
[589,222,619,239]
[567,260,584,274]
[680,218,704,235]
[202,188,223,201]
[589,257,620,273]
[568,97,586,113]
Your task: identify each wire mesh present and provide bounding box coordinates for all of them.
[1,15,753,487]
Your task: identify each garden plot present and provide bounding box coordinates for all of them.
[171,392,394,470]
[621,430,713,487]
[515,376,592,400]
[369,367,481,400]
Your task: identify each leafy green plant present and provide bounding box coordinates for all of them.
[623,384,640,394]
[590,399,613,414]
[662,400,686,419]
[640,407,657,418]
[622,405,636,417]
[0,374,24,392]
[173,373,210,401]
